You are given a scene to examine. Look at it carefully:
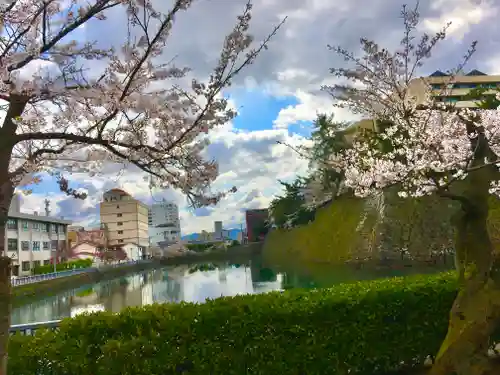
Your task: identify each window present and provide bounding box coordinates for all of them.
[21,241,29,251]
[43,260,50,266]
[43,241,50,250]
[117,213,122,217]
[118,239,124,243]
[51,240,58,249]
[32,241,40,251]
[21,221,29,231]
[7,219,17,230]
[42,223,48,232]
[22,261,30,271]
[51,224,57,233]
[58,225,65,233]
[33,260,41,268]
[32,222,40,231]
[117,222,123,226]
[7,239,17,251]
[118,230,123,234]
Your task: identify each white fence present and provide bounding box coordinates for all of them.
[9,319,61,336]
[11,259,150,287]
[11,268,94,287]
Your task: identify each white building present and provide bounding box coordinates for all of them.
[214,221,223,240]
[148,200,181,246]
[5,194,72,276]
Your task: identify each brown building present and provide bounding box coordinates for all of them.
[245,209,269,242]
[100,189,149,251]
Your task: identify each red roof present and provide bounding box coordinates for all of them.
[108,188,130,196]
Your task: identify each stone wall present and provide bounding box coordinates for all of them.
[263,193,500,266]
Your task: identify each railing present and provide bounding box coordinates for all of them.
[11,267,95,287]
[9,319,61,336]
[11,259,153,287]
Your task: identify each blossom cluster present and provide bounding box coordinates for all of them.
[332,107,500,198]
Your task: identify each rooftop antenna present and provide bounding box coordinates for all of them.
[44,199,51,216]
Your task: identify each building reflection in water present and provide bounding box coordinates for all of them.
[11,262,285,325]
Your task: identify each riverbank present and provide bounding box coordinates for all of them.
[158,242,263,266]
[13,260,159,306]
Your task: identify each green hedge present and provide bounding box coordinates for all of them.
[186,243,215,252]
[32,259,93,275]
[9,272,461,375]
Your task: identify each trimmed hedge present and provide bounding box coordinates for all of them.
[32,259,93,275]
[9,272,461,375]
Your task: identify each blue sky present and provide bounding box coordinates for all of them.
[231,88,313,137]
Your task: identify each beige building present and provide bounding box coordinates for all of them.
[100,189,149,251]
[345,70,500,142]
[407,69,500,109]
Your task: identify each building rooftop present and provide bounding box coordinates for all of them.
[8,211,72,225]
[108,188,131,196]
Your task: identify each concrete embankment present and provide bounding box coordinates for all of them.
[158,242,263,266]
[13,261,159,306]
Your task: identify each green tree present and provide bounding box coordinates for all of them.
[463,86,500,109]
[269,176,315,229]
[309,114,350,195]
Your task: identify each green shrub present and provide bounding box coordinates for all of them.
[186,243,214,252]
[9,272,461,375]
[32,259,93,275]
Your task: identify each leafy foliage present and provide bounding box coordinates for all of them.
[186,243,215,252]
[309,114,350,194]
[269,176,315,229]
[32,259,93,275]
[462,87,500,110]
[8,272,466,375]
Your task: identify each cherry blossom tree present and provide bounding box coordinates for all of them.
[317,4,500,375]
[0,1,284,373]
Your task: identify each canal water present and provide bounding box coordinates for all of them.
[11,256,451,325]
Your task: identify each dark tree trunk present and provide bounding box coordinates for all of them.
[0,181,14,375]
[430,192,500,375]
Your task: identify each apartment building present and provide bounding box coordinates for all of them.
[407,69,500,108]
[100,189,149,251]
[345,70,500,142]
[5,194,71,276]
[148,200,181,246]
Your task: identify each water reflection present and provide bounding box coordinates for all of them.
[11,261,285,325]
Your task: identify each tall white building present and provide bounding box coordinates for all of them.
[5,194,72,276]
[148,200,181,246]
[214,221,223,240]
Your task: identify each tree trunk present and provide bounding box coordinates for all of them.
[430,195,500,375]
[0,183,13,375]
[0,255,10,375]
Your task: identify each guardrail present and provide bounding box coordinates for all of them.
[11,259,152,287]
[9,319,62,336]
[11,268,95,287]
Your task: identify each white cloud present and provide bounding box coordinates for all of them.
[421,0,496,41]
[273,89,360,129]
